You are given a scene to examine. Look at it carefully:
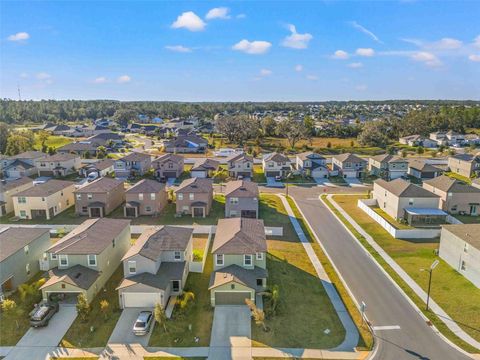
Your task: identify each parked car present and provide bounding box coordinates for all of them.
[29,301,59,327]
[133,310,153,335]
[87,172,99,182]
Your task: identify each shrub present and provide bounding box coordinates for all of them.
[1,299,17,313]
[76,293,91,322]
[178,291,195,310]
[192,249,203,262]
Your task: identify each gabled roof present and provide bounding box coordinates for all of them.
[212,218,266,255]
[226,153,253,163]
[75,177,124,193]
[0,177,32,193]
[4,159,34,170]
[41,265,100,290]
[408,160,443,172]
[296,151,325,161]
[88,159,115,171]
[208,264,267,290]
[264,152,290,163]
[123,225,193,261]
[47,218,130,255]
[0,227,50,262]
[165,135,208,147]
[450,154,480,163]
[58,142,98,152]
[9,151,46,160]
[442,224,480,249]
[126,179,165,194]
[14,179,74,197]
[333,153,367,163]
[423,175,480,194]
[374,178,439,198]
[370,154,407,163]
[175,177,213,193]
[117,261,187,290]
[118,152,151,162]
[36,153,78,162]
[152,153,183,165]
[225,180,259,198]
[191,158,220,172]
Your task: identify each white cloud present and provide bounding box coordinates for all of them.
[332,50,349,59]
[117,75,131,83]
[348,62,363,68]
[356,84,368,91]
[411,51,442,67]
[236,14,246,19]
[36,72,51,80]
[430,37,462,50]
[232,39,272,55]
[8,32,30,42]
[205,7,230,20]
[306,74,318,81]
[93,76,108,84]
[473,35,480,48]
[295,64,303,72]
[165,45,192,53]
[356,48,375,57]
[171,11,206,32]
[469,54,480,62]
[281,24,313,49]
[350,21,382,43]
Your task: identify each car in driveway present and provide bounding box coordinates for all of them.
[29,301,59,327]
[133,310,153,336]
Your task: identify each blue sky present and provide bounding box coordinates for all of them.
[1,1,479,101]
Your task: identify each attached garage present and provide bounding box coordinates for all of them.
[122,292,162,308]
[163,171,177,179]
[265,171,280,177]
[191,170,207,178]
[214,291,251,306]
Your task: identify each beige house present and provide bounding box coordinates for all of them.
[117,226,193,308]
[152,154,184,181]
[40,218,131,303]
[190,158,220,178]
[35,153,82,177]
[75,177,125,217]
[423,175,480,216]
[1,151,46,178]
[226,153,254,179]
[124,179,167,217]
[0,177,34,216]
[209,218,267,306]
[224,180,259,218]
[12,180,75,220]
[448,154,480,179]
[175,178,213,217]
[262,152,291,178]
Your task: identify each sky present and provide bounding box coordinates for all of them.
[1,1,480,101]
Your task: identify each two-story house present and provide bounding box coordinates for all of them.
[80,159,115,178]
[262,153,291,178]
[332,153,367,178]
[12,180,75,220]
[226,153,254,179]
[117,225,193,308]
[124,179,167,217]
[35,153,82,177]
[225,180,259,218]
[114,152,151,178]
[40,218,131,303]
[152,154,184,181]
[296,152,329,178]
[163,135,208,153]
[75,177,125,217]
[408,160,443,180]
[209,218,267,306]
[190,158,220,178]
[1,151,46,179]
[0,177,33,216]
[368,154,408,180]
[175,178,213,217]
[448,154,480,179]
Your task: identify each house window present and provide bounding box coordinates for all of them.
[82,206,88,213]
[256,278,263,286]
[18,197,26,204]
[66,199,70,206]
[87,194,93,200]
[172,280,180,292]
[464,243,469,253]
[150,193,156,200]
[229,210,237,217]
[26,263,30,275]
[24,245,29,254]
[461,260,467,271]
[256,252,263,260]
[182,205,189,212]
[189,193,194,200]
[20,210,27,218]
[76,194,82,200]
[408,198,414,206]
[50,253,57,260]
[87,254,97,266]
[230,197,239,204]
[128,261,137,274]
[451,205,458,212]
[42,197,45,202]
[216,254,224,266]
[139,193,144,200]
[145,206,152,212]
[244,254,252,266]
[177,193,183,200]
[59,255,68,267]
[112,239,116,248]
[174,251,181,260]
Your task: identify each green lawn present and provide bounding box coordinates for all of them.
[331,195,480,346]
[252,164,266,183]
[327,176,347,184]
[444,171,472,184]
[33,134,73,150]
[371,206,413,230]
[258,194,297,241]
[60,265,124,348]
[0,206,80,225]
[453,215,480,224]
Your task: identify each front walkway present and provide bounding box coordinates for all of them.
[278,194,359,352]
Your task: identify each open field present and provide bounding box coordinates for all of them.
[33,134,73,150]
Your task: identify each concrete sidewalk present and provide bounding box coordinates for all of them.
[277,194,359,352]
[326,194,480,352]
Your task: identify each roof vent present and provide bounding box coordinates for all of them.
[75,273,82,279]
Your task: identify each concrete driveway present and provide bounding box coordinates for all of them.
[208,306,251,360]
[345,178,365,187]
[266,177,285,188]
[107,308,154,346]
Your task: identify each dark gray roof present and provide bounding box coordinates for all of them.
[58,142,98,152]
[450,154,480,163]
[296,151,325,161]
[209,265,267,290]
[264,152,290,163]
[117,261,187,290]
[4,159,34,170]
[75,177,123,193]
[14,180,74,197]
[423,175,480,193]
[41,265,100,290]
[375,178,439,198]
[0,227,50,262]
[212,218,266,255]
[126,179,165,194]
[225,180,259,198]
[175,177,213,193]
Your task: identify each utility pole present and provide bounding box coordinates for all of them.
[426,260,439,311]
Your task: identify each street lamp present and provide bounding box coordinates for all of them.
[285,173,293,197]
[424,259,439,311]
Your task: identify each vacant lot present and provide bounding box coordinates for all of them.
[33,134,73,150]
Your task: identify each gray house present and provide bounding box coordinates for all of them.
[368,154,408,180]
[117,225,193,308]
[114,152,152,178]
[226,153,254,179]
[0,227,51,296]
[224,180,259,218]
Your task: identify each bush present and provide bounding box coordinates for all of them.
[178,291,195,310]
[76,293,91,322]
[1,299,17,313]
[192,249,203,262]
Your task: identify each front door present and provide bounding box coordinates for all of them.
[470,205,478,216]
[31,209,47,219]
[172,280,180,293]
[0,204,6,216]
[193,207,204,217]
[90,207,102,217]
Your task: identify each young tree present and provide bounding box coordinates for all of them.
[1,299,17,313]
[416,146,425,154]
[178,291,195,310]
[154,302,168,332]
[245,298,267,332]
[268,284,280,315]
[97,146,107,159]
[76,293,91,322]
[99,299,110,320]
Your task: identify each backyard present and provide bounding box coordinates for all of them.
[371,206,413,230]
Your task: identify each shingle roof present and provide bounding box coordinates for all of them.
[36,153,78,162]
[90,159,115,171]
[442,224,480,249]
[450,154,480,163]
[47,218,130,255]
[9,151,46,160]
[408,160,443,172]
[126,179,164,194]
[123,225,193,261]
[119,152,151,162]
[4,159,34,170]
[225,180,259,198]
[117,261,187,290]
[0,227,50,262]
[264,152,290,163]
[191,158,220,172]
[208,265,267,290]
[370,154,407,163]
[14,179,74,197]
[333,153,367,163]
[424,175,480,193]
[0,177,32,193]
[226,153,253,163]
[296,151,325,161]
[58,142,98,152]
[152,153,183,165]
[212,218,266,255]
[75,177,124,193]
[41,265,100,290]
[175,177,212,193]
[374,178,439,198]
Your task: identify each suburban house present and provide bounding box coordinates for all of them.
[262,152,292,178]
[429,131,448,146]
[407,160,443,180]
[117,225,193,308]
[12,180,75,220]
[224,180,259,218]
[0,177,34,216]
[74,177,125,217]
[124,179,167,217]
[190,158,220,178]
[226,153,254,179]
[372,178,446,227]
[1,151,46,178]
[439,224,480,288]
[56,141,100,157]
[0,228,51,295]
[209,218,268,306]
[332,153,367,178]
[445,131,466,146]
[152,154,184,181]
[175,177,213,217]
[448,154,480,179]
[368,154,408,180]
[163,135,208,153]
[34,153,82,177]
[114,152,152,178]
[399,135,437,148]
[80,159,115,178]
[296,152,329,178]
[87,132,124,145]
[40,218,131,303]
[422,175,480,216]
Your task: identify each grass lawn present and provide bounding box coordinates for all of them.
[327,176,347,184]
[453,215,480,224]
[258,194,297,241]
[0,206,80,225]
[331,195,480,345]
[371,206,413,230]
[0,272,47,345]
[60,265,124,348]
[33,134,73,151]
[148,249,214,347]
[444,171,472,184]
[252,164,266,183]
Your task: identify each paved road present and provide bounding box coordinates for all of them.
[289,186,471,360]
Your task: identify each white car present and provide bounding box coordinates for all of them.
[133,311,153,336]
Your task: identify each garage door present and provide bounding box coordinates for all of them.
[191,171,206,178]
[215,292,251,305]
[123,292,161,308]
[164,171,177,179]
[266,171,280,177]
